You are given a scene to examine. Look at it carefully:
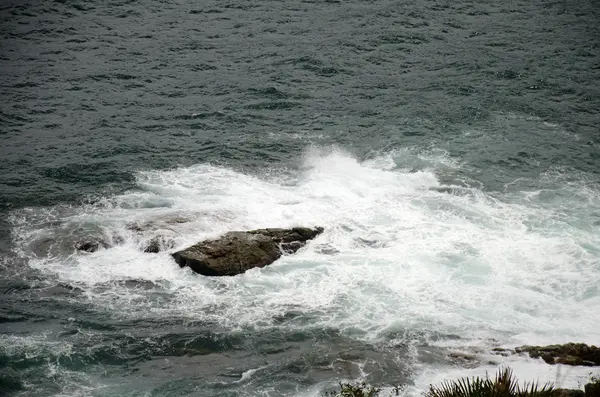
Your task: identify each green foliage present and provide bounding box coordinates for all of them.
[323,381,381,397]
[584,372,600,397]
[324,368,559,397]
[426,368,555,397]
[323,381,403,397]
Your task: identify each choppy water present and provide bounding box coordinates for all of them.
[1,0,600,396]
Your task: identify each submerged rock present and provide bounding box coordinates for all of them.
[76,240,107,253]
[516,343,600,366]
[126,216,191,233]
[37,283,83,298]
[143,235,175,253]
[172,227,324,276]
[31,237,56,257]
[491,347,513,357]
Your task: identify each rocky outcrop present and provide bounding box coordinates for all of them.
[172,227,324,276]
[516,343,600,366]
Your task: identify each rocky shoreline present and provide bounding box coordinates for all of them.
[516,343,600,367]
[489,343,600,369]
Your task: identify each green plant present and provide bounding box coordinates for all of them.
[323,381,381,397]
[323,381,406,397]
[324,368,557,397]
[425,367,555,397]
[584,372,600,396]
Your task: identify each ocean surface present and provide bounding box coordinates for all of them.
[1,0,600,396]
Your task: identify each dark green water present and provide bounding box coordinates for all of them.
[1,1,600,396]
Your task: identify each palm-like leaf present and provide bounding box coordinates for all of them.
[425,367,555,397]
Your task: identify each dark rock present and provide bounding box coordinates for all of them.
[126,222,145,232]
[143,235,175,253]
[447,351,477,363]
[172,227,324,276]
[554,389,585,397]
[76,240,107,253]
[516,343,600,366]
[491,347,513,356]
[119,280,159,290]
[143,238,161,253]
[585,381,600,396]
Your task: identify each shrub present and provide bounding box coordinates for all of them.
[323,381,381,397]
[324,367,558,397]
[425,367,555,397]
[323,381,404,397]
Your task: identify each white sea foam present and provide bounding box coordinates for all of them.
[9,147,600,393]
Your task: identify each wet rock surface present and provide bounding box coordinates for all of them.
[172,227,324,276]
[126,216,190,233]
[76,240,108,253]
[142,235,176,253]
[516,343,600,366]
